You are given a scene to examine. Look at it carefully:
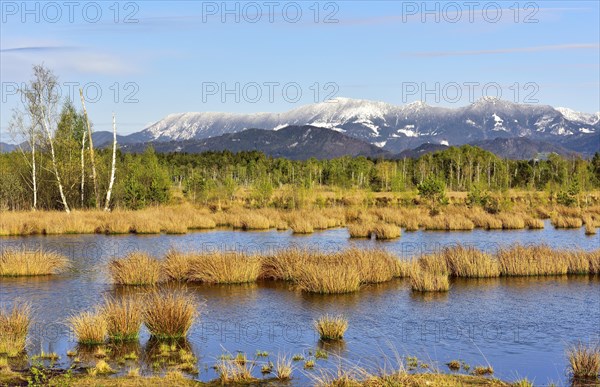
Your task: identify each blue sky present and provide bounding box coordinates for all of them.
[1,1,599,136]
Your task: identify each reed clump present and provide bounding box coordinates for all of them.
[259,248,311,282]
[68,310,107,345]
[109,252,162,286]
[275,355,293,380]
[142,290,199,339]
[162,250,196,282]
[234,214,271,230]
[187,253,261,284]
[443,245,500,278]
[567,342,600,380]
[552,216,583,229]
[497,244,569,276]
[289,218,314,234]
[216,358,256,383]
[0,302,30,357]
[349,248,397,283]
[524,216,544,229]
[0,249,70,277]
[409,267,450,292]
[101,297,142,342]
[314,314,348,341]
[498,214,526,229]
[584,215,598,235]
[371,223,401,240]
[296,260,361,294]
[347,222,372,238]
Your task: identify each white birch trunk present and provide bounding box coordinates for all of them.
[104,113,117,211]
[41,108,70,213]
[79,89,99,208]
[80,127,86,207]
[31,141,37,210]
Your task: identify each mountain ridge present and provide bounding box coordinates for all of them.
[126,97,600,155]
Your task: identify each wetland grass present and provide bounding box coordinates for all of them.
[0,302,30,357]
[109,252,162,286]
[371,223,401,240]
[552,216,583,229]
[289,218,314,234]
[347,222,372,238]
[68,311,107,345]
[314,315,348,341]
[101,297,143,342]
[409,266,450,292]
[275,355,293,380]
[584,215,598,235]
[443,245,500,278]
[187,253,261,284]
[0,249,69,277]
[567,342,600,380]
[296,260,361,294]
[142,290,198,339]
[497,245,569,276]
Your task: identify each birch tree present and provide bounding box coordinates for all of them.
[30,65,70,212]
[79,89,99,208]
[104,113,117,211]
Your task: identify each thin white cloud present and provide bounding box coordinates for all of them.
[0,45,138,76]
[402,43,600,57]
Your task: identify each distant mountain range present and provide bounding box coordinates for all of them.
[3,97,599,159]
[121,125,389,160]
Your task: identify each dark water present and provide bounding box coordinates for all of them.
[1,221,599,385]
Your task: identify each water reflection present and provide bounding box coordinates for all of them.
[1,227,599,385]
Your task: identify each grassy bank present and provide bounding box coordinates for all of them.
[2,190,600,236]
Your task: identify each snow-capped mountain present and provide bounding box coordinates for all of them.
[125,97,599,154]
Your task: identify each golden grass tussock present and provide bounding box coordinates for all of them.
[443,245,500,278]
[524,216,545,229]
[567,342,600,379]
[409,266,450,292]
[259,247,398,292]
[371,223,401,240]
[552,216,583,229]
[296,260,361,294]
[216,358,256,383]
[348,248,397,284]
[68,310,107,345]
[0,249,70,277]
[314,314,348,341]
[497,213,526,229]
[416,253,449,276]
[497,245,599,276]
[275,355,293,380]
[101,297,143,342]
[163,250,196,282]
[469,212,504,230]
[259,248,311,281]
[393,259,415,278]
[497,244,568,276]
[347,222,372,238]
[142,289,199,339]
[233,214,271,230]
[187,253,261,284]
[109,252,162,286]
[589,250,600,274]
[584,215,598,235]
[403,217,420,231]
[289,218,314,234]
[0,302,30,357]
